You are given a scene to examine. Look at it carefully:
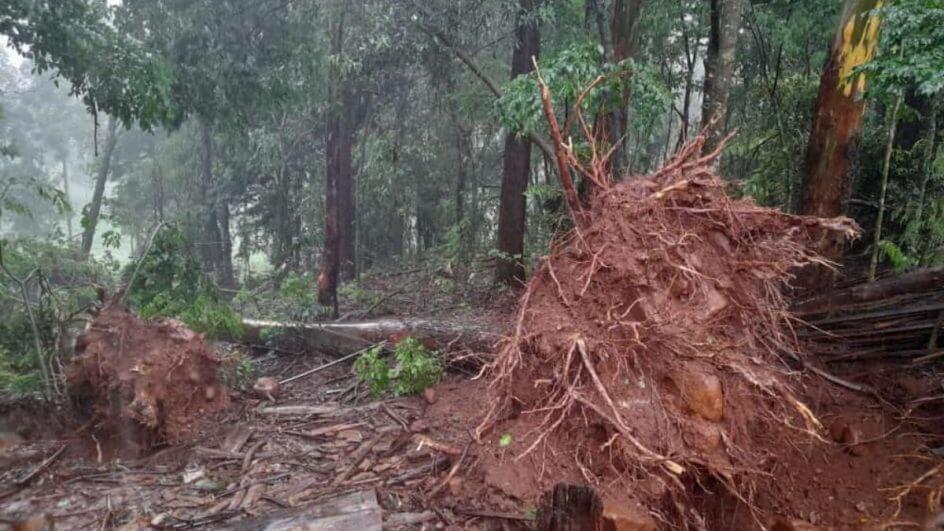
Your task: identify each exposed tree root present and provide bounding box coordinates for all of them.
[475,71,861,525]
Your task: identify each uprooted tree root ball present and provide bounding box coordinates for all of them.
[66,304,230,452]
[475,135,860,521]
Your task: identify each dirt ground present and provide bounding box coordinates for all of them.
[1,270,943,529]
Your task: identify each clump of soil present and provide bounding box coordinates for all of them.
[476,137,859,521]
[66,304,229,450]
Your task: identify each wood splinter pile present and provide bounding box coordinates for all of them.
[474,69,861,521]
[794,267,944,364]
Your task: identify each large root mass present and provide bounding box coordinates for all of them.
[67,305,230,450]
[477,138,858,510]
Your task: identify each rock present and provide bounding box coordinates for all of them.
[422,387,437,404]
[685,419,723,453]
[338,430,364,443]
[447,477,463,496]
[770,518,819,531]
[193,478,224,492]
[674,366,723,422]
[8,515,55,531]
[0,431,24,455]
[704,287,729,321]
[602,502,657,531]
[829,421,867,456]
[253,377,281,401]
[409,419,430,433]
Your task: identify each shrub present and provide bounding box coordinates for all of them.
[391,337,442,396]
[353,337,442,398]
[125,226,242,339]
[353,345,390,398]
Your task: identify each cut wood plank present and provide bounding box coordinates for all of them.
[220,490,381,531]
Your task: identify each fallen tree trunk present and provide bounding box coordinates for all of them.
[794,267,944,315]
[241,318,500,354]
[794,267,944,362]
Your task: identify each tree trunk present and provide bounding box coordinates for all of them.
[216,201,236,288]
[868,93,903,281]
[199,122,223,276]
[914,94,940,262]
[701,0,745,152]
[338,92,357,282]
[495,0,541,286]
[318,13,346,317]
[800,0,884,220]
[611,0,645,63]
[60,156,72,240]
[152,161,164,221]
[608,0,645,171]
[675,18,699,152]
[81,116,118,259]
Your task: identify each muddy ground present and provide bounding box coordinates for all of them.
[0,279,942,530]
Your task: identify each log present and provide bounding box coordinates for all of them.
[241,318,500,354]
[221,489,381,531]
[794,267,944,315]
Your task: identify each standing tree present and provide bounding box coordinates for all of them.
[701,0,745,151]
[800,0,884,220]
[80,116,119,258]
[496,0,543,286]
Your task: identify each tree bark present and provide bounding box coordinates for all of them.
[701,0,745,152]
[199,123,224,277]
[798,0,884,287]
[60,155,72,240]
[216,201,236,288]
[915,94,940,264]
[495,0,542,286]
[611,0,645,63]
[338,90,358,283]
[318,13,346,317]
[597,0,646,177]
[868,93,903,281]
[81,116,118,259]
[674,15,699,152]
[800,0,884,220]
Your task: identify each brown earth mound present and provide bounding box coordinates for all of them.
[475,134,859,522]
[66,304,229,450]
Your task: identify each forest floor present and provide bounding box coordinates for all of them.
[0,270,942,530]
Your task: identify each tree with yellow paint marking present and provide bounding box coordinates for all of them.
[798,0,885,287]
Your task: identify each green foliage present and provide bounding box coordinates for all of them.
[277,273,319,319]
[219,349,255,391]
[353,338,442,398]
[858,0,944,96]
[497,42,670,140]
[1,0,179,129]
[0,347,42,396]
[876,240,916,271]
[390,337,443,396]
[895,195,944,265]
[0,238,108,398]
[354,345,391,398]
[339,282,382,309]
[126,226,242,339]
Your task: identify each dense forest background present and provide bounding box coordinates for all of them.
[0,0,942,398]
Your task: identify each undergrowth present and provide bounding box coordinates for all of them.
[354,337,442,398]
[125,226,242,339]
